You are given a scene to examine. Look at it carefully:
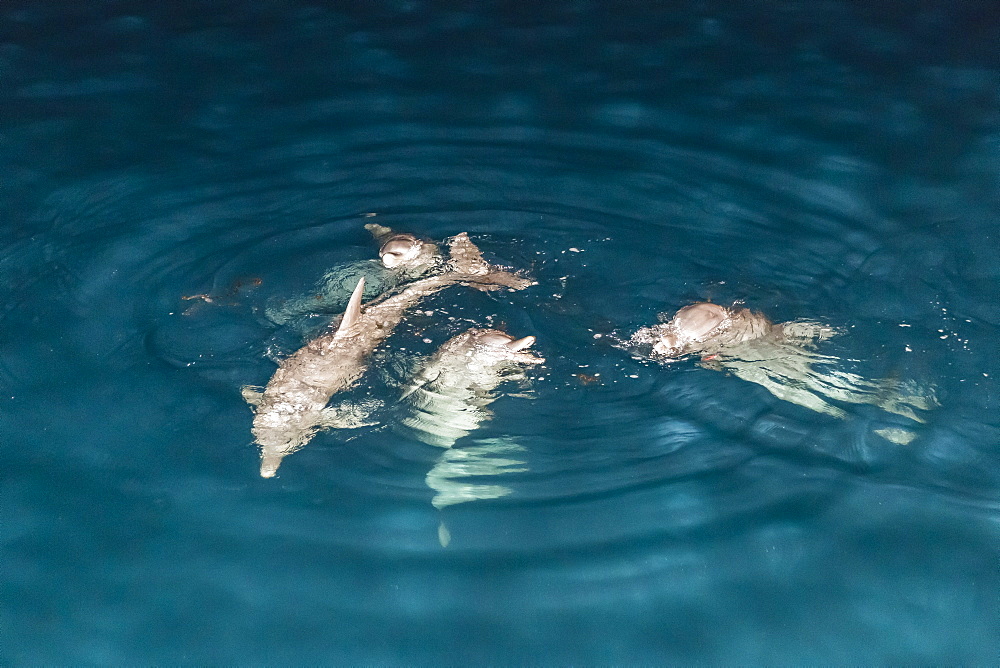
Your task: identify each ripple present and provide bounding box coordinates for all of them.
[3,109,985,516]
[3,4,1000,659]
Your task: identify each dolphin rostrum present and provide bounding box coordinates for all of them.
[243,233,533,477]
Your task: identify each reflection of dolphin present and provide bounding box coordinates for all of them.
[393,328,543,547]
[243,234,533,477]
[265,223,442,325]
[426,437,530,547]
[396,328,543,448]
[633,302,937,441]
[424,438,531,510]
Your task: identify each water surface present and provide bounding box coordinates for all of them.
[2,1,1000,663]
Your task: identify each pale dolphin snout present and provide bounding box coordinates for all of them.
[475,331,535,349]
[506,335,535,351]
[471,330,544,363]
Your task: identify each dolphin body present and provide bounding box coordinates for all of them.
[243,233,533,477]
[632,302,937,441]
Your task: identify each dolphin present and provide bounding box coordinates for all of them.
[395,328,544,449]
[265,224,443,326]
[632,301,937,440]
[643,302,784,357]
[393,327,543,547]
[243,233,533,477]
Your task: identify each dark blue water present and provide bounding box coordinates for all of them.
[3,1,1000,663]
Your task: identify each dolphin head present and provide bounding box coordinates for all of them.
[467,329,545,365]
[652,302,778,357]
[653,302,729,357]
[257,424,320,478]
[253,408,321,478]
[379,234,430,268]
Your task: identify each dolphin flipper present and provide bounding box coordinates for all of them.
[447,233,534,291]
[241,386,264,406]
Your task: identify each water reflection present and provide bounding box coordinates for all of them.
[424,438,529,511]
[425,438,529,547]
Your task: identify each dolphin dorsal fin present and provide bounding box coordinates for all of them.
[334,277,365,339]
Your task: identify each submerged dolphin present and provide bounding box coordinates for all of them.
[632,302,937,441]
[265,223,442,325]
[633,302,840,359]
[641,302,785,357]
[243,233,533,477]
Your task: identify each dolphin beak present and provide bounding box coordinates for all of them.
[260,451,282,478]
[506,336,536,351]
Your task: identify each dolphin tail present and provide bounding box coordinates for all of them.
[447,233,535,291]
[438,521,451,548]
[447,233,491,275]
[334,277,365,340]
